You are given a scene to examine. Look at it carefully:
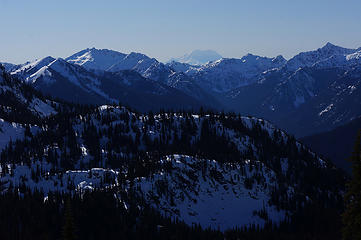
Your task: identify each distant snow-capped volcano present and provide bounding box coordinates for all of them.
[170,50,222,65]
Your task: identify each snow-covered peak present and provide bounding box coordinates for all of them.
[24,57,99,88]
[66,48,163,78]
[11,56,56,77]
[22,58,67,84]
[285,42,357,71]
[170,50,222,66]
[66,48,126,71]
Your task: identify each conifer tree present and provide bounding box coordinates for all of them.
[343,130,361,240]
[62,198,77,240]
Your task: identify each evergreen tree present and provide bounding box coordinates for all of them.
[62,198,77,240]
[343,130,361,240]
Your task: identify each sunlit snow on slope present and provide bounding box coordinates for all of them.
[1,154,287,231]
[66,48,126,71]
[133,155,286,230]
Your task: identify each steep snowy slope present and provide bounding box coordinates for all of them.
[20,58,115,104]
[10,56,56,82]
[0,65,56,120]
[0,64,55,149]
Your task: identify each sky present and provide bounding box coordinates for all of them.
[0,0,360,64]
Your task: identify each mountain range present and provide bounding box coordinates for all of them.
[2,42,361,139]
[0,45,354,238]
[223,43,361,137]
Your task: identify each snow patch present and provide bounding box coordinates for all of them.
[319,104,334,116]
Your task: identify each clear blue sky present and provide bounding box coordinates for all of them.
[1,0,360,64]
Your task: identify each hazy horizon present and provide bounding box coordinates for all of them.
[1,0,360,64]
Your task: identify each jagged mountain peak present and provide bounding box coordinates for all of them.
[322,42,338,49]
[273,55,287,63]
[317,42,356,55]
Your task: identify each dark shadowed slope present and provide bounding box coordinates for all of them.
[301,116,361,173]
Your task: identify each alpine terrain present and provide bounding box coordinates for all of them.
[7,42,361,138]
[0,64,346,239]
